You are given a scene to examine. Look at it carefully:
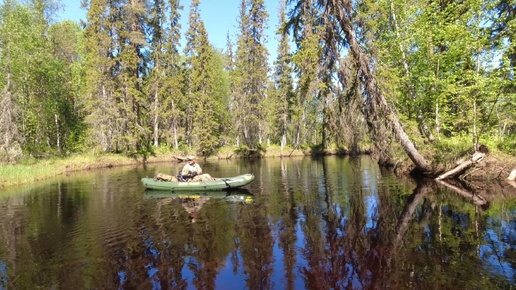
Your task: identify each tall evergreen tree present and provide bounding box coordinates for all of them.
[83,0,151,156]
[289,0,322,149]
[184,0,228,155]
[184,0,202,146]
[231,0,249,147]
[113,0,150,155]
[223,32,237,144]
[82,0,119,152]
[160,0,185,149]
[270,1,294,151]
[234,0,270,151]
[147,0,168,148]
[146,0,185,150]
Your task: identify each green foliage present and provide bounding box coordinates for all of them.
[2,0,516,166]
[496,135,516,155]
[432,135,483,167]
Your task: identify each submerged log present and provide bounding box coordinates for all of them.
[436,151,486,181]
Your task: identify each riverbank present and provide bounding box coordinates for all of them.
[0,145,514,190]
[0,154,143,189]
[0,146,310,190]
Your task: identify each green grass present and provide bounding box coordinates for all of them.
[0,154,150,189]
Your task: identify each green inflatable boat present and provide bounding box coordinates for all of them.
[141,173,255,191]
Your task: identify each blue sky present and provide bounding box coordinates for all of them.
[59,0,281,61]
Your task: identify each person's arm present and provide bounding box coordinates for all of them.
[196,164,202,174]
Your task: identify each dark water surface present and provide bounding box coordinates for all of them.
[1,156,515,289]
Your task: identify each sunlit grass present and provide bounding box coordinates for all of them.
[0,154,164,189]
[0,162,57,188]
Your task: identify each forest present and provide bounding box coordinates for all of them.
[0,0,515,174]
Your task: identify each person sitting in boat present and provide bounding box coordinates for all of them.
[180,155,202,180]
[177,155,215,182]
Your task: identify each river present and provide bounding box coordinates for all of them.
[0,156,515,289]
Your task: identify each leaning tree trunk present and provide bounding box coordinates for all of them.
[331,0,432,173]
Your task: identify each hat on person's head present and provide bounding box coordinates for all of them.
[187,155,196,161]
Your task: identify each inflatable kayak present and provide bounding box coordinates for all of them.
[141,173,255,191]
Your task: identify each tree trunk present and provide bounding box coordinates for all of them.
[332,0,431,173]
[153,89,159,147]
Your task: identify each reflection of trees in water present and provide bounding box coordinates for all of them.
[299,157,351,289]
[151,199,191,289]
[291,157,515,289]
[109,197,191,289]
[188,199,234,290]
[236,202,274,290]
[278,158,298,290]
[278,197,298,290]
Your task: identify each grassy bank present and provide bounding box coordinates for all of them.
[0,154,149,189]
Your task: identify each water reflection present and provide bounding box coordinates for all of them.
[0,156,515,289]
[144,190,255,223]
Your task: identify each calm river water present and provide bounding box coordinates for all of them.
[0,156,515,289]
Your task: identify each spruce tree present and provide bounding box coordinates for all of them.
[270,1,294,151]
[185,0,228,155]
[82,0,119,152]
[113,0,150,155]
[234,0,270,151]
[147,0,168,148]
[160,0,185,149]
[289,0,322,148]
